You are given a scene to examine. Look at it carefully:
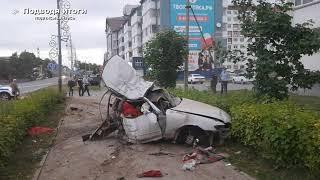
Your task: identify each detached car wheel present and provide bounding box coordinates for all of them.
[0,92,11,101]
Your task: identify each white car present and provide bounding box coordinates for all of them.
[0,85,15,101]
[188,74,205,84]
[92,56,231,146]
[232,74,254,84]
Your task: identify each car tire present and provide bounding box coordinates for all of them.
[176,126,211,146]
[0,92,11,101]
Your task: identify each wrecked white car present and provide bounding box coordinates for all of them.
[84,56,231,146]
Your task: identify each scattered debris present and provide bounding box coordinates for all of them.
[117,177,125,180]
[225,163,232,166]
[27,127,54,136]
[182,146,225,171]
[148,152,175,157]
[111,156,116,159]
[235,151,242,155]
[70,107,79,111]
[182,159,196,171]
[137,170,163,178]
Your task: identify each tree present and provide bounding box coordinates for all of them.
[143,29,187,88]
[233,0,320,99]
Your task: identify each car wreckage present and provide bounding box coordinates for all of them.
[83,56,231,146]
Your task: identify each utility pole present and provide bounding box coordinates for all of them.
[69,35,74,76]
[184,0,190,90]
[57,0,62,92]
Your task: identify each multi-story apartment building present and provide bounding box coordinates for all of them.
[141,0,161,45]
[292,0,320,70]
[221,1,249,72]
[130,7,143,58]
[105,17,127,61]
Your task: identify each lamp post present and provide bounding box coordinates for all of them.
[184,0,191,90]
[57,0,62,92]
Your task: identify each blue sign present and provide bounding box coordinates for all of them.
[47,63,58,71]
[170,0,215,50]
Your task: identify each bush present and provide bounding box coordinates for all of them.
[0,88,65,168]
[170,88,320,173]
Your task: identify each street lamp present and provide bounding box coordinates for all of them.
[57,0,63,92]
[184,0,191,90]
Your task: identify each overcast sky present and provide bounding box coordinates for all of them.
[0,0,140,66]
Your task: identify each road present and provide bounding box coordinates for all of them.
[177,81,253,92]
[18,77,68,94]
[177,81,320,97]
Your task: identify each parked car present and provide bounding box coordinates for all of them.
[188,74,205,84]
[232,74,254,84]
[88,76,101,86]
[0,85,15,101]
[94,56,231,146]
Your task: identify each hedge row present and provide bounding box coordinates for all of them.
[170,88,320,173]
[0,88,65,168]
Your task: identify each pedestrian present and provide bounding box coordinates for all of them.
[220,68,230,94]
[210,73,218,93]
[67,77,76,96]
[77,77,84,96]
[82,75,90,96]
[9,79,20,99]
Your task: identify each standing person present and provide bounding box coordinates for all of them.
[82,75,90,96]
[77,77,84,96]
[9,79,20,99]
[220,68,230,94]
[67,78,76,96]
[210,73,218,93]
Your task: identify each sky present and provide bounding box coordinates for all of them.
[0,0,140,66]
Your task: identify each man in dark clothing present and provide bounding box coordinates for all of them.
[67,78,76,96]
[210,74,218,93]
[77,77,84,96]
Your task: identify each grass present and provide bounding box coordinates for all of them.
[0,103,66,180]
[218,140,318,180]
[289,94,320,112]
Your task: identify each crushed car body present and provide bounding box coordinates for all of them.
[92,55,231,145]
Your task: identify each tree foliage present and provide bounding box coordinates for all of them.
[143,29,187,88]
[233,0,320,99]
[0,51,56,81]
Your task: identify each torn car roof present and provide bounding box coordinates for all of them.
[102,56,153,100]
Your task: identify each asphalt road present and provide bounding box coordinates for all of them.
[18,77,68,94]
[177,81,254,92]
[177,81,320,97]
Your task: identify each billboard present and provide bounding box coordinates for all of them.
[170,0,215,71]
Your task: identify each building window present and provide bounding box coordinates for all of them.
[240,38,245,42]
[233,31,240,37]
[227,17,232,22]
[227,65,232,69]
[129,52,132,57]
[227,38,232,43]
[234,65,239,70]
[233,11,238,15]
[227,24,232,28]
[227,10,231,14]
[233,45,238,49]
[240,65,245,69]
[233,17,238,21]
[228,31,232,36]
[228,45,231,49]
[234,38,238,42]
[129,41,132,47]
[233,24,239,29]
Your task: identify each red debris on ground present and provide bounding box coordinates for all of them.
[137,170,163,178]
[27,127,54,136]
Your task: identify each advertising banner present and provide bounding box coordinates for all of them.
[170,0,215,71]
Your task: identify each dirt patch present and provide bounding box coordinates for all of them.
[37,92,254,180]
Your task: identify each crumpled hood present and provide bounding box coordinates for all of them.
[171,98,231,124]
[102,56,153,100]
